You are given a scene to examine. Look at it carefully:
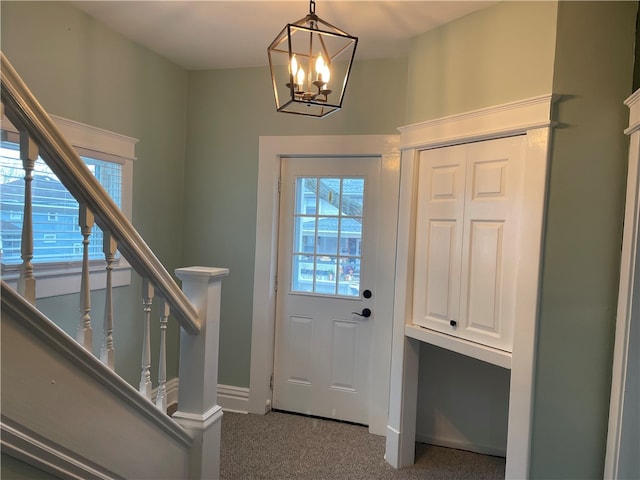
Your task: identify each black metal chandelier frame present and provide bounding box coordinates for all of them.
[267,0,358,118]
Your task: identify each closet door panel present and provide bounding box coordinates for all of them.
[459,137,524,351]
[413,146,465,333]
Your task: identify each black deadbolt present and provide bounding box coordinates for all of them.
[363,289,372,299]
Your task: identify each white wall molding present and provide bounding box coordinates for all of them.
[398,94,558,150]
[415,432,506,458]
[153,377,180,409]
[2,261,132,299]
[217,384,250,413]
[2,113,138,163]
[161,379,250,414]
[172,405,224,431]
[1,417,122,480]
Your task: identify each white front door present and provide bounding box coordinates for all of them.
[272,156,381,425]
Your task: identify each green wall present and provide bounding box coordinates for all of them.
[0,1,189,386]
[183,58,408,386]
[405,1,558,124]
[405,1,637,476]
[0,1,408,390]
[531,2,636,478]
[404,0,557,460]
[1,1,638,477]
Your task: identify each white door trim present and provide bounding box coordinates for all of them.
[604,88,640,479]
[386,94,557,478]
[249,135,400,435]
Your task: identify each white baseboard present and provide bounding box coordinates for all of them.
[415,433,506,458]
[152,377,180,408]
[217,384,250,413]
[162,379,249,414]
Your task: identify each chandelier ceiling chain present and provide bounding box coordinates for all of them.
[267,0,358,118]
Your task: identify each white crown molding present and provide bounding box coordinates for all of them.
[398,94,558,150]
[624,89,640,136]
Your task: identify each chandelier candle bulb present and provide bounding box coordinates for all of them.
[316,54,326,82]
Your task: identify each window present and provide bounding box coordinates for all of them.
[0,115,137,297]
[291,176,364,297]
[0,145,122,264]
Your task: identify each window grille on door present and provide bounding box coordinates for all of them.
[291,177,364,297]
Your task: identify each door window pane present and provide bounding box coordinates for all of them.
[291,176,364,297]
[296,177,317,215]
[294,217,316,253]
[318,178,340,215]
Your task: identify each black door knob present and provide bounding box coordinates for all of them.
[450,320,457,327]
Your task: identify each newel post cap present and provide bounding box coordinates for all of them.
[175,266,229,281]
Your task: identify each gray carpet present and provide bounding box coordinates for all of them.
[220,411,505,479]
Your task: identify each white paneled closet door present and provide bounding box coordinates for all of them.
[413,135,525,352]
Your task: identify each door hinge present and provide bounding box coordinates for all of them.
[277,176,281,193]
[270,373,274,390]
[274,273,278,291]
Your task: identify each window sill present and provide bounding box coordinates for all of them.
[2,261,132,298]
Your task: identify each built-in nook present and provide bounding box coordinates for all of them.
[416,344,510,457]
[386,95,556,479]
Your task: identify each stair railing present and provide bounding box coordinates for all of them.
[0,52,226,478]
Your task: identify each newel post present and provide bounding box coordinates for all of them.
[172,266,228,480]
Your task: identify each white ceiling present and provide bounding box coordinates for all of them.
[71,1,496,70]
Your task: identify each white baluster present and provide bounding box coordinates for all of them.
[156,297,169,413]
[140,278,154,400]
[77,203,94,352]
[101,232,117,369]
[17,132,37,304]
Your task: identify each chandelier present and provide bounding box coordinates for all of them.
[267,0,358,118]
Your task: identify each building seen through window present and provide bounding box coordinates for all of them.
[0,141,122,266]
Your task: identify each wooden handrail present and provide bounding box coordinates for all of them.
[0,52,200,335]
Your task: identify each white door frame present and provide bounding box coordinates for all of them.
[249,135,400,435]
[604,88,640,479]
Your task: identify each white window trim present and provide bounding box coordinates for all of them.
[1,114,137,298]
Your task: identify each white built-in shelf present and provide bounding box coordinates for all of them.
[404,324,512,370]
